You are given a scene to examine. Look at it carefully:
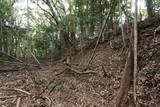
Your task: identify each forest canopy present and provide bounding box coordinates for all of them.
[0,0,159,59]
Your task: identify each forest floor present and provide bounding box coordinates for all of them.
[0,17,160,107]
[0,42,126,107]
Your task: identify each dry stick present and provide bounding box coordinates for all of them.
[2,88,32,95]
[0,51,40,68]
[14,88,32,95]
[28,49,41,67]
[16,97,21,107]
[54,66,98,77]
[0,95,17,99]
[0,51,23,63]
[45,96,52,107]
[12,97,17,104]
[85,8,111,70]
[67,66,97,75]
[0,59,40,68]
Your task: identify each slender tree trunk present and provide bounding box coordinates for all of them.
[134,0,138,105]
[89,1,95,36]
[3,38,8,54]
[90,22,94,36]
[0,18,2,56]
[80,20,84,37]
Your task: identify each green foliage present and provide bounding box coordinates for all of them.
[47,81,63,90]
[0,0,158,58]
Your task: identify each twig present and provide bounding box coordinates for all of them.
[12,97,17,103]
[28,49,41,68]
[54,66,97,77]
[45,96,52,107]
[0,95,17,99]
[16,97,21,107]
[14,88,31,95]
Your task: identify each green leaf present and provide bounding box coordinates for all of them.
[54,81,63,90]
[47,81,63,90]
[47,83,55,89]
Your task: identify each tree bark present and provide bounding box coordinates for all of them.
[145,0,155,18]
[115,31,134,107]
[134,0,138,104]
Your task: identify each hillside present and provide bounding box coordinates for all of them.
[0,17,160,107]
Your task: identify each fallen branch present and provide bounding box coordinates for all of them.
[28,49,41,68]
[16,97,21,107]
[54,66,98,77]
[0,59,41,69]
[0,95,17,99]
[0,51,23,63]
[1,88,32,95]
[14,88,32,95]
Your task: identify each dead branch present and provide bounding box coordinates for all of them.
[14,88,32,95]
[0,51,23,63]
[1,88,32,95]
[0,95,17,99]
[16,97,21,107]
[54,66,98,77]
[28,49,41,68]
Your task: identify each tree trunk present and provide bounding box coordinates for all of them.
[115,31,134,107]
[0,19,2,57]
[89,1,95,36]
[146,0,155,18]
